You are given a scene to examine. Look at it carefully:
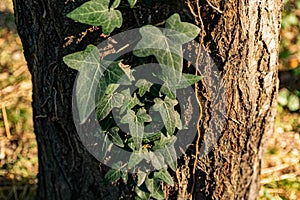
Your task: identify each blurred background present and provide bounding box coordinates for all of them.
[0,0,299,199]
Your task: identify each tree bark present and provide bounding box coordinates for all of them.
[13,0,282,199]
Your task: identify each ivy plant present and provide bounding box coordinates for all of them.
[64,1,201,199]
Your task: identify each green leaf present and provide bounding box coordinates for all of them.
[63,45,104,123]
[159,71,202,99]
[133,14,200,83]
[128,152,146,169]
[135,186,150,200]
[93,129,112,159]
[128,0,137,8]
[145,176,164,200]
[160,83,176,99]
[154,168,174,186]
[119,89,144,114]
[63,44,100,71]
[133,25,183,75]
[120,108,152,150]
[135,79,152,96]
[104,162,126,184]
[107,127,124,147]
[149,151,165,170]
[165,13,200,44]
[151,189,164,200]
[137,171,147,187]
[145,176,159,194]
[155,135,177,171]
[178,73,202,88]
[67,0,122,34]
[104,168,122,184]
[152,97,181,134]
[103,60,132,85]
[96,84,119,121]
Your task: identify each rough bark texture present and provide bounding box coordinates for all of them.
[13,0,282,199]
[188,1,282,199]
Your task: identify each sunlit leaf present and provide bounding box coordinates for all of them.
[135,79,152,96]
[154,168,174,186]
[104,162,126,184]
[137,171,147,186]
[149,151,165,170]
[67,0,122,34]
[119,89,144,114]
[120,108,152,150]
[63,45,103,123]
[96,84,119,121]
[155,135,177,171]
[133,14,200,84]
[152,97,181,134]
[135,186,150,199]
[127,0,137,8]
[107,127,124,147]
[128,152,146,169]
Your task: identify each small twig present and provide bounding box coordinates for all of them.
[1,104,11,139]
[262,159,299,175]
[206,0,223,14]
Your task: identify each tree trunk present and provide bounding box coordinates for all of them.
[13,0,282,199]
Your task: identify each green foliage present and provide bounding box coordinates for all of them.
[64,3,201,199]
[67,0,122,34]
[278,88,300,111]
[121,108,152,150]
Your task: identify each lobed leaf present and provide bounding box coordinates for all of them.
[120,108,151,150]
[152,97,181,134]
[67,0,122,34]
[154,168,174,186]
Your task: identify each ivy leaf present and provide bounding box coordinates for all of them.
[135,79,152,96]
[145,176,160,194]
[103,60,132,85]
[66,0,122,34]
[155,135,177,171]
[63,44,100,71]
[165,13,200,44]
[107,127,124,147]
[96,84,119,121]
[145,176,164,200]
[154,168,174,186]
[159,71,202,99]
[133,25,182,75]
[63,45,104,123]
[151,189,164,200]
[104,162,126,184]
[133,14,200,83]
[149,151,165,170]
[160,83,176,100]
[120,108,152,150]
[135,186,150,199]
[137,171,147,186]
[152,97,181,134]
[111,92,125,108]
[93,129,112,160]
[178,73,202,88]
[119,89,144,114]
[127,0,137,8]
[128,152,146,169]
[96,60,132,120]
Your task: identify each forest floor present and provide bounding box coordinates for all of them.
[0,0,299,199]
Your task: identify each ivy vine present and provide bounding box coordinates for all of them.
[63,0,201,199]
